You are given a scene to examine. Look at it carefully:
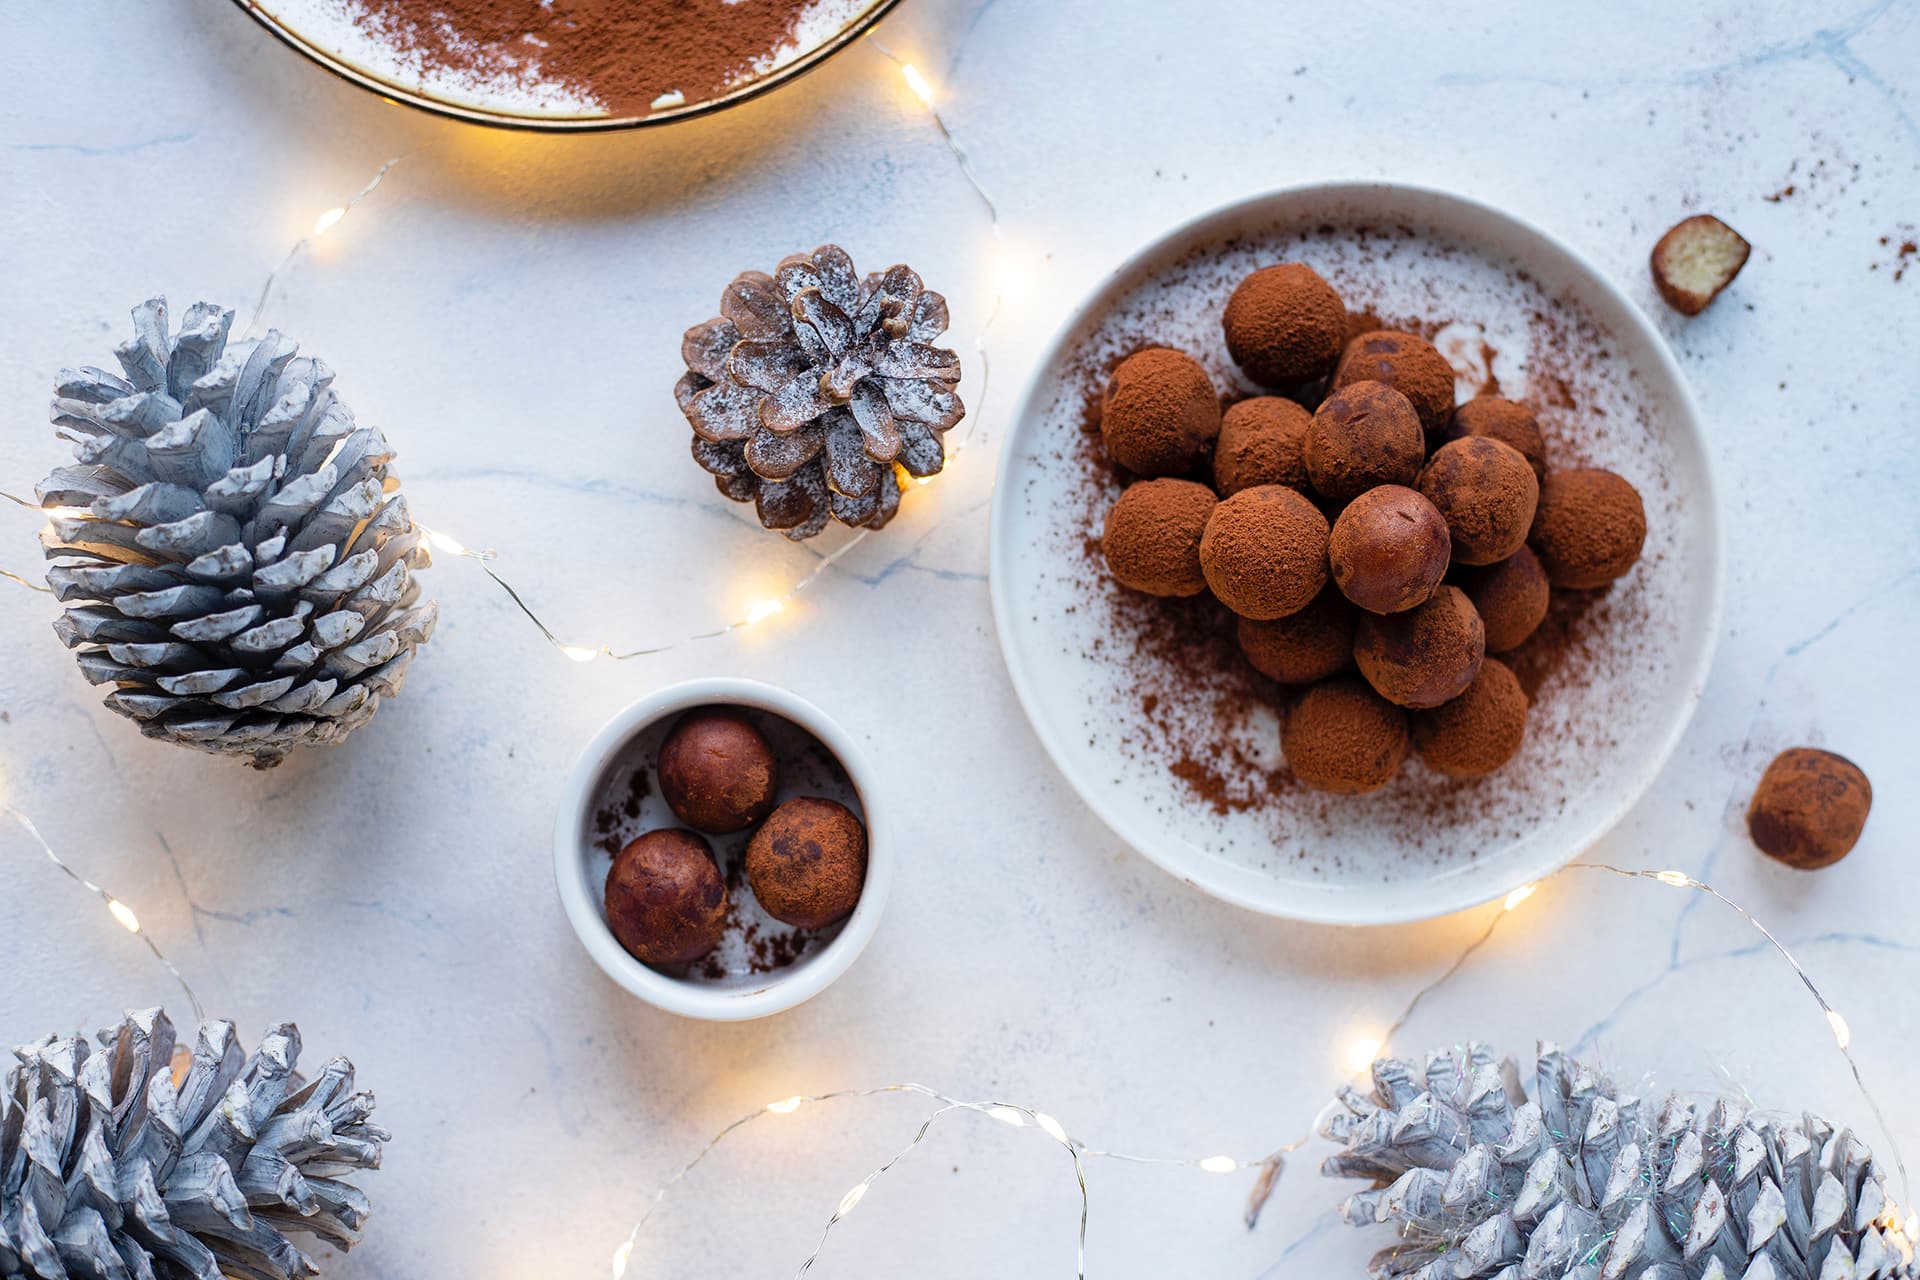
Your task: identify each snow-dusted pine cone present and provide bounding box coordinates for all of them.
[1,1009,386,1280]
[39,298,436,768]
[1322,1042,1917,1280]
[674,245,966,539]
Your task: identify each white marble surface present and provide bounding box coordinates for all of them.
[1,1,1916,1275]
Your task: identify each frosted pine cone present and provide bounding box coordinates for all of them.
[39,299,436,768]
[675,245,965,539]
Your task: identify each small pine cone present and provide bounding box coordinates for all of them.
[39,299,437,768]
[674,245,965,540]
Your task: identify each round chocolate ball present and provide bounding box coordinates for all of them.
[1304,380,1426,504]
[1354,584,1485,708]
[746,797,869,928]
[1199,484,1330,620]
[1099,347,1221,477]
[1331,329,1457,434]
[658,709,779,834]
[1237,586,1357,684]
[1457,546,1550,653]
[604,829,728,965]
[1747,748,1873,870]
[1102,478,1217,597]
[1528,467,1647,589]
[1417,436,1539,566]
[1282,677,1410,795]
[1412,658,1529,779]
[1213,396,1312,497]
[1328,485,1451,615]
[1222,263,1347,388]
[1447,396,1548,481]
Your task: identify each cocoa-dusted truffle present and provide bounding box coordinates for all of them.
[1412,658,1529,778]
[1237,586,1356,684]
[1222,263,1347,388]
[1099,347,1221,477]
[1747,748,1873,870]
[1102,479,1217,596]
[1447,396,1548,481]
[1282,677,1409,795]
[1332,330,1457,434]
[1199,484,1330,620]
[1213,396,1311,496]
[1328,485,1451,615]
[1457,546,1550,653]
[1304,380,1425,504]
[1417,436,1539,565]
[604,829,729,965]
[658,709,779,834]
[1354,584,1485,708]
[1528,467,1646,589]
[746,797,869,928]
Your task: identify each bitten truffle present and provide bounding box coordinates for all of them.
[1304,380,1426,503]
[1213,397,1312,496]
[604,829,729,965]
[1412,658,1529,778]
[1447,396,1548,481]
[1222,263,1347,388]
[1354,584,1486,708]
[1282,677,1410,795]
[1099,347,1221,477]
[1651,214,1751,315]
[746,797,869,928]
[1237,586,1357,684]
[1457,546,1550,653]
[1528,468,1646,589]
[1102,478,1218,596]
[1747,748,1873,870]
[1328,485,1451,615]
[1417,436,1539,565]
[1332,330,1457,434]
[658,709,779,834]
[1199,484,1330,620]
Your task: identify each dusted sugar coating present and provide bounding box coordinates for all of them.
[605,829,729,965]
[1199,485,1331,620]
[1222,263,1348,388]
[1529,467,1647,588]
[1099,347,1222,476]
[1447,396,1548,481]
[1412,658,1529,778]
[1747,748,1873,869]
[1332,329,1457,434]
[1282,677,1410,795]
[658,709,779,833]
[1305,380,1426,503]
[1418,436,1540,565]
[746,796,870,928]
[1237,586,1357,684]
[1457,546,1550,653]
[1328,485,1451,615]
[1102,479,1217,596]
[1354,585,1485,708]
[1214,396,1312,496]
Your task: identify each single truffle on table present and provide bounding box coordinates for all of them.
[1354,584,1485,708]
[1222,263,1348,388]
[1328,485,1451,615]
[1332,329,1457,435]
[1304,380,1426,504]
[1747,748,1873,869]
[658,709,779,834]
[746,797,869,928]
[1237,586,1357,684]
[604,829,729,965]
[1282,677,1410,795]
[1199,484,1330,620]
[1213,396,1312,496]
[1412,658,1529,779]
[1446,396,1548,481]
[1528,467,1647,588]
[1102,478,1217,597]
[1417,436,1540,565]
[1456,545,1550,653]
[1099,347,1221,477]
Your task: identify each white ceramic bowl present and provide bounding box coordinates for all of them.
[990,181,1723,924]
[553,678,889,1019]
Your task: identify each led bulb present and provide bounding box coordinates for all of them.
[312,206,347,236]
[1035,1113,1068,1143]
[610,1240,633,1278]
[836,1183,868,1217]
[900,63,934,107]
[423,528,469,556]
[1826,1008,1852,1051]
[766,1096,803,1115]
[1345,1035,1384,1075]
[746,599,783,625]
[986,1106,1026,1127]
[1654,869,1692,887]
[106,898,141,933]
[1199,1155,1239,1174]
[560,645,599,664]
[1503,883,1538,911]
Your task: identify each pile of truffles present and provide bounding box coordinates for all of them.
[1099,263,1648,795]
[605,709,869,967]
